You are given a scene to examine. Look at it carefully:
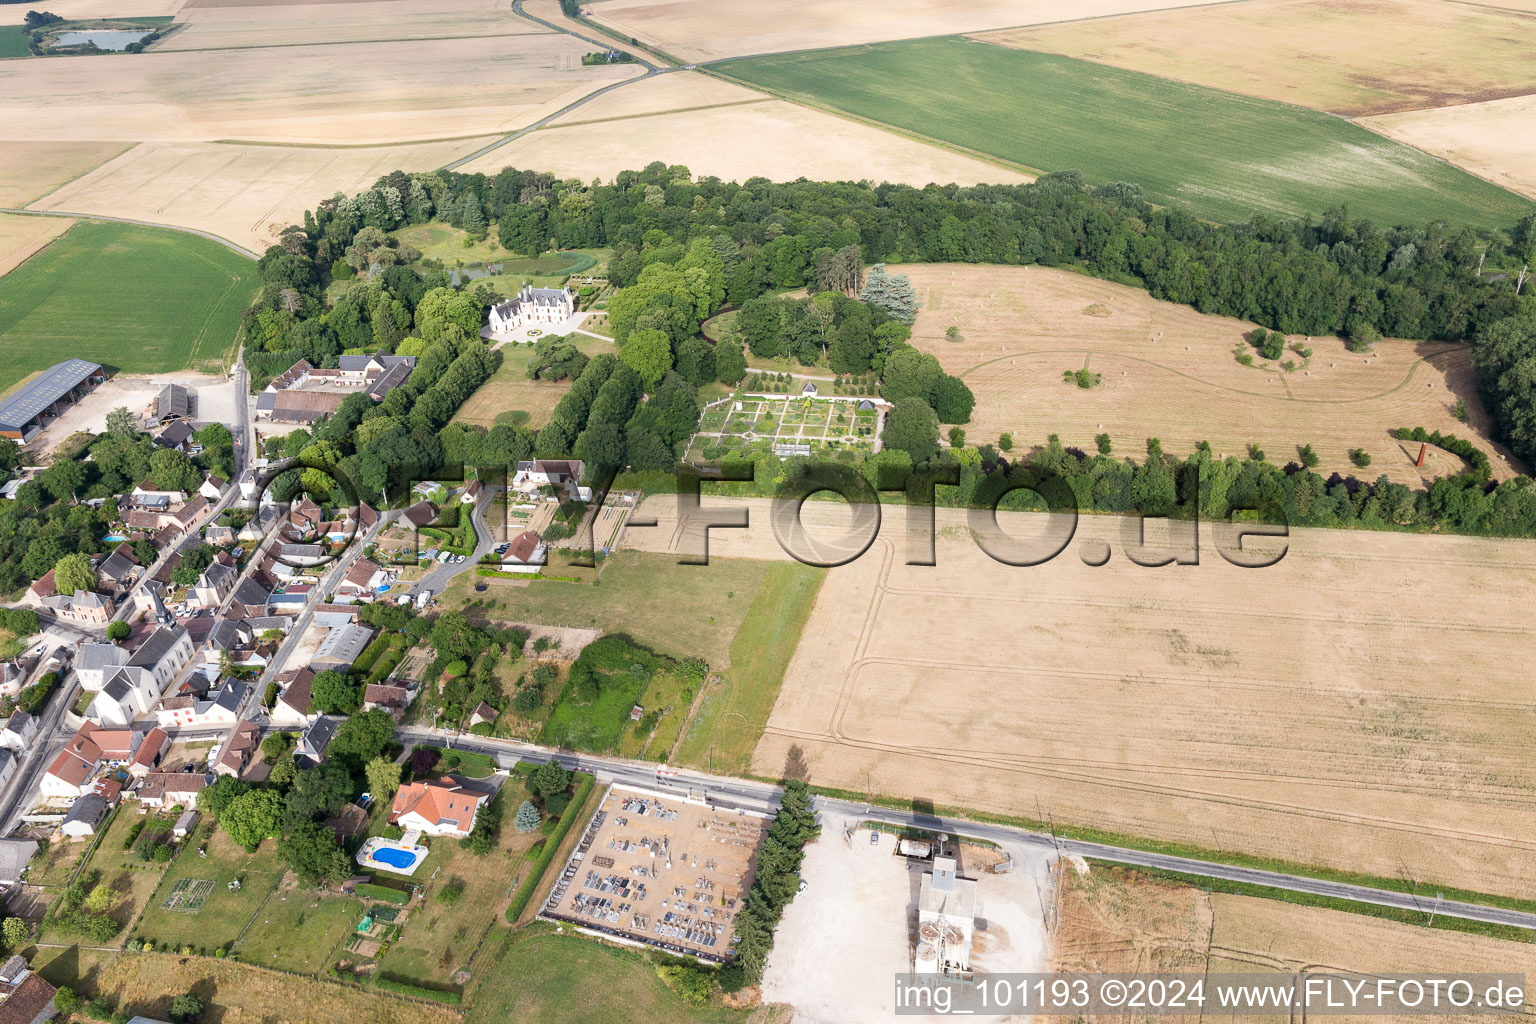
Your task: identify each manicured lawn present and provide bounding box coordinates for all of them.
[0,219,257,394]
[236,889,362,974]
[466,926,750,1024]
[452,332,611,429]
[132,827,285,953]
[376,787,542,988]
[0,25,29,58]
[675,561,823,773]
[713,38,1533,229]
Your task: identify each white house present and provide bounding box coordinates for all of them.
[198,475,227,501]
[0,712,38,754]
[487,284,574,333]
[191,560,238,609]
[156,680,245,729]
[136,770,208,809]
[58,793,110,840]
[511,459,591,502]
[75,644,129,692]
[388,777,488,837]
[335,558,385,600]
[87,626,192,727]
[42,723,137,801]
[0,749,15,791]
[269,668,316,728]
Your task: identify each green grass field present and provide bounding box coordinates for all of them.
[675,561,824,774]
[0,25,29,58]
[0,219,256,394]
[235,891,362,974]
[466,926,749,1024]
[713,38,1534,229]
[133,829,285,953]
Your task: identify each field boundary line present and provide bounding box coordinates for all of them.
[19,142,138,207]
[534,96,777,132]
[0,207,257,259]
[208,135,504,151]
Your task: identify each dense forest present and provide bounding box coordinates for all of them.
[239,162,1536,538]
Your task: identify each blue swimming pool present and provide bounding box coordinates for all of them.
[373,847,420,869]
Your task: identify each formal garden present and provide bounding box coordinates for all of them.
[687,391,883,462]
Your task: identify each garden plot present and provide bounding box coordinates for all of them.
[687,394,881,462]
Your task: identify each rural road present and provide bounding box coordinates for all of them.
[440,0,677,172]
[396,729,1536,933]
[0,207,260,260]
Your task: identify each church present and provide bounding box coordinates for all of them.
[488,283,575,333]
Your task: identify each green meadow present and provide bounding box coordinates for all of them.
[713,38,1533,229]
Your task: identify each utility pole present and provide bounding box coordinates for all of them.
[1429,892,1444,927]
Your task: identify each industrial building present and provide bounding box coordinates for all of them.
[0,360,104,441]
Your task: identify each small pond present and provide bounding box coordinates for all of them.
[53,30,148,50]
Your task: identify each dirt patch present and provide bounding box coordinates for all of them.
[900,263,1519,483]
[1360,94,1536,201]
[974,0,1536,117]
[584,0,1227,64]
[29,139,495,252]
[457,97,1030,188]
[25,371,237,458]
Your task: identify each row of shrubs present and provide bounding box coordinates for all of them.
[1391,426,1493,481]
[373,976,462,1005]
[504,772,594,923]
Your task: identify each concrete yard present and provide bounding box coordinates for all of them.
[763,810,1052,1023]
[24,371,240,458]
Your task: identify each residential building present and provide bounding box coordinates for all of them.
[270,667,316,728]
[26,573,111,625]
[389,776,488,837]
[58,793,110,840]
[295,715,339,768]
[362,684,408,717]
[487,284,573,332]
[198,475,227,501]
[336,558,384,600]
[127,727,169,778]
[87,626,192,727]
[401,501,436,530]
[500,529,546,573]
[0,750,14,791]
[228,578,271,618]
[254,354,415,424]
[0,841,38,887]
[95,545,140,591]
[153,420,194,452]
[136,770,209,809]
[469,701,498,728]
[0,713,37,754]
[156,680,245,729]
[0,955,59,1024]
[512,459,591,501]
[192,560,239,608]
[42,723,137,800]
[75,643,129,692]
[213,720,260,778]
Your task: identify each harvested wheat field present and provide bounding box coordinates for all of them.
[973,0,1536,117]
[0,141,131,206]
[1361,95,1536,202]
[29,139,495,252]
[1057,865,1536,1023]
[160,0,544,51]
[29,0,184,14]
[0,34,638,144]
[584,0,1226,64]
[458,99,1030,187]
[545,70,768,126]
[902,264,1517,484]
[0,214,71,276]
[89,952,459,1024]
[623,496,1536,897]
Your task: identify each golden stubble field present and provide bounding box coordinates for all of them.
[901,264,1518,485]
[582,0,1231,64]
[159,0,542,50]
[1362,95,1536,202]
[27,139,496,252]
[1056,866,1536,1024]
[455,71,1030,187]
[621,496,1536,898]
[974,0,1536,117]
[0,214,72,276]
[0,33,637,144]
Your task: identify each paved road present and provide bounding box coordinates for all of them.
[0,207,259,260]
[411,490,498,595]
[440,0,675,172]
[393,727,1536,933]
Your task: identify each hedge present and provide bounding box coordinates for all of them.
[355,883,410,905]
[373,976,462,1005]
[504,772,594,923]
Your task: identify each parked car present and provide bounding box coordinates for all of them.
[869,831,880,845]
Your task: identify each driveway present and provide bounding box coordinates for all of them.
[410,492,499,597]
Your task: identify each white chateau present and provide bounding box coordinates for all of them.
[488,284,574,333]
